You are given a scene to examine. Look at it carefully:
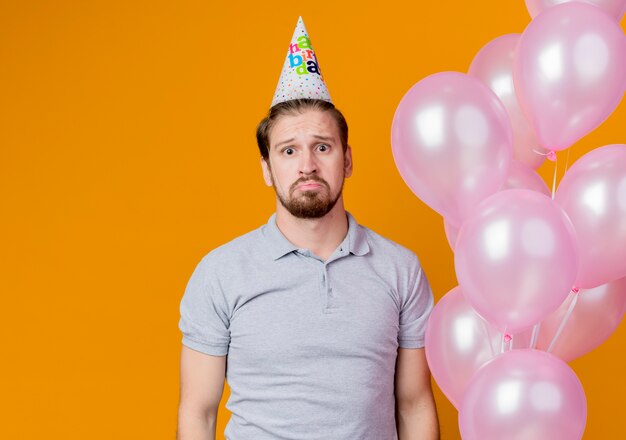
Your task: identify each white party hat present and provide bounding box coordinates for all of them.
[271,17,332,107]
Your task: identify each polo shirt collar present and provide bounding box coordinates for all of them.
[346,211,370,256]
[264,211,370,260]
[265,213,299,260]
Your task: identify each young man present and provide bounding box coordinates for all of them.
[177,18,438,440]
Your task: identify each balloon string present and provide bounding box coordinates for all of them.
[500,332,512,353]
[529,323,541,349]
[546,290,579,353]
[480,317,496,358]
[532,149,552,156]
[551,152,558,200]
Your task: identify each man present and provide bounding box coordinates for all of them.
[177,17,438,440]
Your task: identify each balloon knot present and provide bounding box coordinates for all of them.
[546,150,557,162]
[571,286,580,294]
[504,334,512,343]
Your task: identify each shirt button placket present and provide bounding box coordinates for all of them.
[322,263,335,312]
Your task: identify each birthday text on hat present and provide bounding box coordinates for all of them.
[287,36,321,76]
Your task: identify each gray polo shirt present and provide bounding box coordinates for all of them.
[179,212,433,440]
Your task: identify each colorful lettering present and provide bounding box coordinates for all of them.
[296,64,308,75]
[306,60,320,75]
[287,35,321,76]
[288,53,303,68]
[297,36,311,49]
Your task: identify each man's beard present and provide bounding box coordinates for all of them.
[274,174,344,219]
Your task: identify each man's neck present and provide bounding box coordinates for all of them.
[274,199,348,261]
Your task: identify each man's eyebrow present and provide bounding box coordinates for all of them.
[273,138,295,149]
[312,135,334,142]
[273,135,335,149]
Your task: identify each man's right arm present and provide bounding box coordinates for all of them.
[177,345,226,440]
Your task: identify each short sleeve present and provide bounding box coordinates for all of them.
[178,256,231,356]
[398,261,434,349]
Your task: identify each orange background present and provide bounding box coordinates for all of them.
[1,1,624,438]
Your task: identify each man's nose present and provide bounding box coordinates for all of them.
[299,149,318,175]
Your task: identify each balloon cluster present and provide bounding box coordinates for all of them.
[391,1,626,439]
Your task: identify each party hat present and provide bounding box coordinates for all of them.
[271,17,332,107]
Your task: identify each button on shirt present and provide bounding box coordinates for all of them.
[179,212,434,440]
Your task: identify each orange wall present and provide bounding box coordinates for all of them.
[1,1,623,438]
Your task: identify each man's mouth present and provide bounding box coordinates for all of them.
[296,182,323,190]
[291,177,328,192]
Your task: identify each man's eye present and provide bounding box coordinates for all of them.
[283,148,294,155]
[318,144,329,152]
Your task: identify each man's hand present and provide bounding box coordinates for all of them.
[177,346,226,440]
[395,348,439,440]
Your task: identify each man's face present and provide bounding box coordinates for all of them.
[261,109,352,219]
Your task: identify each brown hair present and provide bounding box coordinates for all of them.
[256,98,348,161]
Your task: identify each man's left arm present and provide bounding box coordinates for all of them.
[395,347,439,440]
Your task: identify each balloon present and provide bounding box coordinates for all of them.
[442,161,549,251]
[392,71,512,227]
[459,350,587,440]
[469,34,547,169]
[425,287,492,409]
[514,2,626,151]
[555,144,626,288]
[455,189,578,333]
[525,0,626,20]
[536,277,626,361]
[443,220,459,250]
[425,287,531,409]
[503,160,550,196]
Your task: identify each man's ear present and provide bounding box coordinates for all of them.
[344,145,353,178]
[260,157,273,187]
